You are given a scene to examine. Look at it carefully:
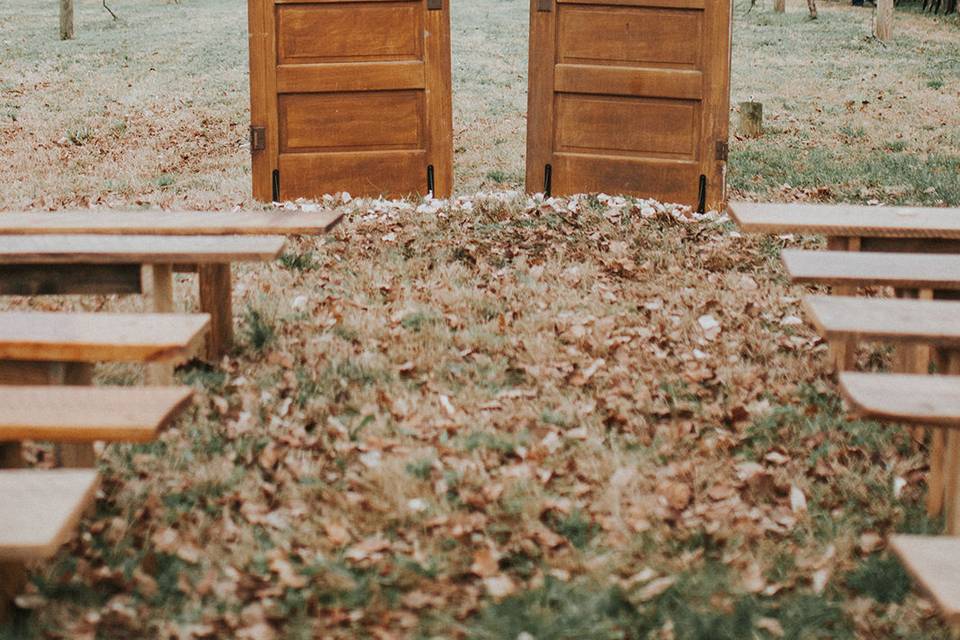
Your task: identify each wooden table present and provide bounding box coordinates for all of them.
[0,235,287,364]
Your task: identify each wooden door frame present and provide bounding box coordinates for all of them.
[525,0,734,210]
[248,0,276,203]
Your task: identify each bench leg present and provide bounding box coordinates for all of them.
[945,429,960,534]
[146,264,175,386]
[0,443,23,469]
[827,236,860,372]
[930,428,947,518]
[0,561,27,624]
[57,363,96,468]
[199,263,232,362]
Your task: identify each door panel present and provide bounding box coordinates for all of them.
[526,0,731,210]
[249,0,453,201]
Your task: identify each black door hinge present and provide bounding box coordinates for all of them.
[250,126,266,152]
[715,140,729,162]
[272,170,280,202]
[537,0,552,10]
[427,165,435,195]
[543,164,553,197]
[696,175,707,213]
[427,0,443,9]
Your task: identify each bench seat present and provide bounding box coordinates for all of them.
[0,234,286,264]
[0,469,98,561]
[840,373,960,428]
[0,210,342,236]
[0,312,209,364]
[804,296,960,348]
[784,250,960,291]
[0,386,193,443]
[730,201,960,238]
[890,535,960,631]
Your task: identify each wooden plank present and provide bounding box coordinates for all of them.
[0,312,209,364]
[0,469,98,561]
[0,235,286,264]
[423,0,454,198]
[0,264,142,296]
[840,372,960,428]
[729,201,960,238]
[248,0,273,201]
[783,250,960,291]
[554,65,703,100]
[0,211,342,236]
[0,386,192,443]
[891,535,960,628]
[524,0,557,195]
[804,296,960,348]
[277,61,426,93]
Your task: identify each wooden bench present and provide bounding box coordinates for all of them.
[730,201,960,254]
[804,295,960,351]
[783,250,960,293]
[0,469,99,622]
[0,311,208,466]
[890,535,960,637]
[0,386,193,468]
[0,235,286,362]
[784,249,960,374]
[807,296,960,529]
[840,372,960,428]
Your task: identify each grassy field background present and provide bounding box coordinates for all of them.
[1,0,957,206]
[2,1,960,639]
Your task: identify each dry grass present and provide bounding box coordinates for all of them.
[1,0,959,638]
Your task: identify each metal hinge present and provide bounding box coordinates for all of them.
[427,0,443,9]
[696,175,707,213]
[715,140,729,162]
[537,0,552,10]
[272,170,280,202]
[250,126,266,152]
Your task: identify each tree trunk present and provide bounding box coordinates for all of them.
[738,102,763,138]
[876,0,894,40]
[774,0,785,12]
[807,0,818,18]
[59,0,74,40]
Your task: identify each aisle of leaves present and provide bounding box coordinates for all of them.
[7,194,947,639]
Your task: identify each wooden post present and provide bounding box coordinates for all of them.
[146,264,175,386]
[945,351,960,534]
[875,0,894,41]
[774,0,785,12]
[59,0,74,40]
[0,561,27,624]
[737,102,763,138]
[199,264,233,362]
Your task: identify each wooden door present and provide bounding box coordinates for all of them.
[248,0,454,201]
[526,0,732,210]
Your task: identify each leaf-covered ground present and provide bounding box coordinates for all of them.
[1,0,959,637]
[0,194,950,638]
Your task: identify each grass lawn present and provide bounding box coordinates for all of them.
[0,0,959,638]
